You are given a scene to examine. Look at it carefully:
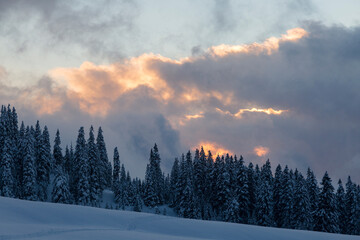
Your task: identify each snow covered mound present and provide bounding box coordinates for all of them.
[0,197,357,240]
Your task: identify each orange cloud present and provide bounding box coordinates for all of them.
[195,141,233,157]
[254,146,269,157]
[50,54,175,116]
[216,107,287,118]
[45,28,306,116]
[209,28,308,57]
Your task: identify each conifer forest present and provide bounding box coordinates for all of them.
[1,105,359,235]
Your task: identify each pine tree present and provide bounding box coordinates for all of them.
[306,167,319,229]
[170,157,180,207]
[236,158,250,223]
[273,164,282,227]
[15,121,26,198]
[278,166,293,228]
[37,126,51,201]
[336,179,346,234]
[255,160,273,227]
[88,126,101,205]
[96,127,111,190]
[22,127,37,201]
[112,147,120,194]
[51,166,71,204]
[292,171,311,230]
[143,144,164,207]
[247,162,256,224]
[314,171,339,233]
[345,176,357,235]
[53,129,63,169]
[1,137,15,197]
[75,127,90,205]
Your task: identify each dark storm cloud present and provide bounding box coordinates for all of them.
[148,23,360,181]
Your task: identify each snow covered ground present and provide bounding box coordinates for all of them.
[0,196,358,240]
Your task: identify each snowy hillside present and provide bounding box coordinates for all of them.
[0,197,357,240]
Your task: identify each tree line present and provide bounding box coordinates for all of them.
[0,105,359,235]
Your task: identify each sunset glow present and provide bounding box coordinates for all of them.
[254,146,270,157]
[195,141,233,157]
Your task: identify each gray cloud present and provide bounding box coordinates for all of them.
[0,0,139,61]
[2,22,360,183]
[212,0,235,32]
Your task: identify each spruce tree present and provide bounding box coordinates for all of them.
[292,171,311,230]
[306,167,319,229]
[345,176,357,235]
[0,137,15,197]
[37,126,51,201]
[51,166,71,204]
[336,179,346,234]
[88,126,101,205]
[236,159,249,223]
[112,147,120,194]
[314,171,339,233]
[255,160,274,227]
[53,129,63,169]
[75,127,90,205]
[22,127,37,201]
[96,127,111,189]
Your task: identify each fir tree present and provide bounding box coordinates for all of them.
[306,167,319,229]
[51,166,71,204]
[314,171,339,233]
[53,129,63,169]
[336,179,346,234]
[22,127,37,201]
[96,127,110,189]
[75,127,90,205]
[0,137,15,197]
[236,159,250,223]
[88,126,101,205]
[37,126,51,201]
[292,171,311,230]
[112,147,120,194]
[345,176,357,235]
[255,160,273,227]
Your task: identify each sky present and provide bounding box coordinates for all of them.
[1,0,360,181]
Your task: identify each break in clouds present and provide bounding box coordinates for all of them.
[1,23,360,181]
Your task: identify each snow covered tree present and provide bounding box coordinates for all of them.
[112,147,120,193]
[96,127,111,189]
[255,159,274,227]
[247,162,256,224]
[51,166,71,204]
[277,166,293,228]
[170,157,180,207]
[53,129,63,169]
[0,137,15,197]
[236,159,250,223]
[143,144,164,207]
[224,196,240,223]
[22,127,37,201]
[314,171,339,233]
[37,126,51,201]
[88,126,101,205]
[74,127,90,205]
[292,171,311,230]
[306,167,319,229]
[336,179,346,234]
[345,176,358,235]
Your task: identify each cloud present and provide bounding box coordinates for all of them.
[254,146,270,157]
[0,0,139,61]
[2,23,360,181]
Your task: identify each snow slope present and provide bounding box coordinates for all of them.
[0,197,358,240]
